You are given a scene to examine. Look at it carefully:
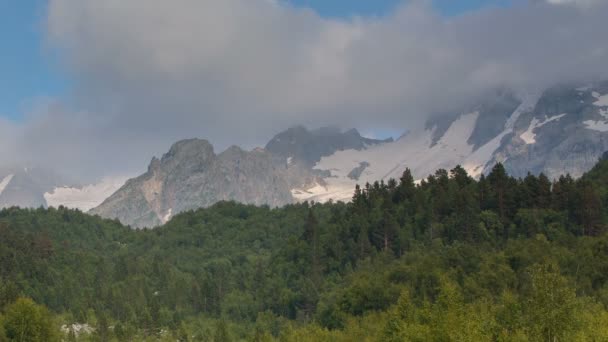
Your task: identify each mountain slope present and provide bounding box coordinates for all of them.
[90,139,297,228]
[43,177,128,212]
[0,166,126,211]
[498,82,608,179]
[0,167,67,209]
[294,83,608,202]
[88,81,608,225]
[265,126,393,167]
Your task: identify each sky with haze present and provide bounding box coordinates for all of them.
[0,0,607,180]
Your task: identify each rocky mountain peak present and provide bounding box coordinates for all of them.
[219,145,246,157]
[265,125,392,167]
[91,138,297,228]
[152,139,216,178]
[162,139,214,164]
[148,157,161,173]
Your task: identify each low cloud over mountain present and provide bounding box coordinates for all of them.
[1,0,608,180]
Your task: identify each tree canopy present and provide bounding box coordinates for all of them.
[2,159,608,340]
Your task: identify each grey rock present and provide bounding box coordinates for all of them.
[91,139,297,228]
[265,125,392,167]
[348,162,370,181]
[426,89,521,148]
[490,82,608,179]
[467,89,521,149]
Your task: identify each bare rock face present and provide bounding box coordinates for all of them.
[90,139,295,228]
[492,82,608,179]
[265,126,392,167]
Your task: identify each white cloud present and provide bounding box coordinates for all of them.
[2,0,607,179]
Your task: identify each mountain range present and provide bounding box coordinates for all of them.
[2,81,608,227]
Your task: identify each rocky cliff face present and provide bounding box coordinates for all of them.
[90,139,296,228]
[265,126,392,167]
[493,82,608,179]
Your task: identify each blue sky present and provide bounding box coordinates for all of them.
[0,0,511,121]
[0,0,67,121]
[289,0,511,17]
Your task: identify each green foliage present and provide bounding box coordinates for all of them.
[0,316,6,342]
[2,160,608,339]
[213,320,231,342]
[2,298,58,342]
[524,263,580,341]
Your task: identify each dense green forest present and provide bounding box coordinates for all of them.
[3,159,608,341]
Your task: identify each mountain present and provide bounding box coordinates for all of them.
[43,177,129,212]
[497,83,608,179]
[90,139,298,228]
[0,167,67,208]
[90,127,391,228]
[89,82,608,227]
[0,81,598,225]
[0,166,126,211]
[265,125,393,167]
[295,82,608,202]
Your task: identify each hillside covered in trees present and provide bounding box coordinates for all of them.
[3,159,608,341]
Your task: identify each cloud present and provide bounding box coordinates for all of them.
[545,0,604,7]
[0,118,19,167]
[4,0,608,179]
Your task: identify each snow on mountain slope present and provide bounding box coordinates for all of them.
[593,92,608,106]
[0,174,13,196]
[520,113,567,144]
[585,91,608,131]
[293,91,544,203]
[298,111,479,202]
[462,90,542,177]
[505,90,541,129]
[162,208,173,224]
[583,119,608,132]
[44,177,128,212]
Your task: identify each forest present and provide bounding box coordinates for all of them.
[2,158,608,341]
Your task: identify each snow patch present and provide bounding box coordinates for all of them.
[292,182,355,203]
[520,113,567,144]
[298,111,479,203]
[162,208,173,223]
[291,92,544,202]
[0,174,14,196]
[508,90,542,129]
[463,132,508,178]
[583,108,608,132]
[593,93,608,107]
[463,91,541,177]
[583,120,608,132]
[44,177,128,211]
